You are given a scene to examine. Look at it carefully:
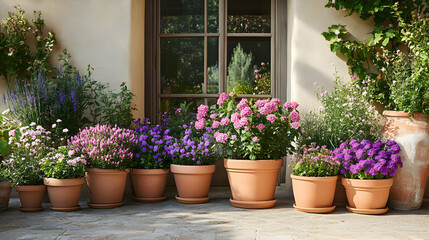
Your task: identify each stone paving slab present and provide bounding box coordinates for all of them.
[0,187,428,240]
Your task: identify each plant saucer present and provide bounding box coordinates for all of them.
[133,196,166,203]
[50,205,80,212]
[19,207,43,212]
[87,201,124,209]
[293,203,336,213]
[175,195,209,204]
[346,205,389,215]
[230,198,277,209]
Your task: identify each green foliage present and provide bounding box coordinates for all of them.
[290,144,341,177]
[322,1,429,115]
[40,146,87,179]
[0,6,56,83]
[0,109,21,160]
[163,101,196,139]
[253,62,271,95]
[297,73,383,150]
[227,43,255,93]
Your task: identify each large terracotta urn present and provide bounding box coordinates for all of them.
[382,111,429,210]
[224,158,283,209]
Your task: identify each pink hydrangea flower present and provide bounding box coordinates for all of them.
[280,115,288,121]
[291,122,300,129]
[252,137,260,142]
[290,111,301,122]
[220,118,230,126]
[231,135,237,140]
[217,93,229,105]
[239,117,249,126]
[255,99,269,108]
[195,119,206,129]
[197,105,209,120]
[212,121,220,129]
[237,99,248,111]
[270,98,282,105]
[214,132,228,143]
[283,101,299,111]
[240,107,252,117]
[210,113,218,120]
[266,114,276,123]
[231,113,241,123]
[256,124,265,131]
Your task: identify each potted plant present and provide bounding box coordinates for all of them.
[3,124,52,212]
[68,124,136,209]
[290,143,341,213]
[169,124,220,204]
[41,146,87,211]
[206,93,300,208]
[0,109,20,211]
[334,139,403,214]
[130,119,172,203]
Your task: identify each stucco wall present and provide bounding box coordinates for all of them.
[0,0,145,115]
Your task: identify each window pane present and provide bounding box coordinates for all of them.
[161,0,204,33]
[227,37,271,95]
[207,37,219,94]
[160,98,204,113]
[227,0,271,33]
[208,0,219,33]
[161,38,204,94]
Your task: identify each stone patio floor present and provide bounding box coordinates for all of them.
[0,187,428,240]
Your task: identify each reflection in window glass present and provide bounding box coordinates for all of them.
[161,98,203,113]
[161,0,204,33]
[227,0,271,33]
[208,0,219,33]
[161,38,204,94]
[207,37,219,94]
[227,37,271,94]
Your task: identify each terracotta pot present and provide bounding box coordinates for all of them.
[85,168,129,208]
[131,168,169,202]
[333,175,348,206]
[0,182,12,211]
[291,175,337,213]
[382,111,429,210]
[171,164,215,204]
[44,178,85,211]
[342,178,393,212]
[224,158,283,209]
[16,185,46,212]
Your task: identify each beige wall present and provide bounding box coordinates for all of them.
[0,0,145,116]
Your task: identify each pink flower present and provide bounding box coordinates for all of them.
[212,121,220,129]
[197,105,209,120]
[229,92,234,97]
[231,135,237,140]
[266,114,276,123]
[280,115,288,121]
[256,124,265,131]
[283,102,299,111]
[210,113,218,120]
[233,121,243,129]
[217,93,229,105]
[252,137,260,142]
[231,113,241,123]
[195,119,206,129]
[239,117,249,126]
[175,108,182,113]
[254,69,259,74]
[214,132,228,143]
[270,98,282,105]
[255,99,269,108]
[290,111,301,122]
[240,107,252,117]
[220,118,230,126]
[237,99,248,111]
[291,122,300,129]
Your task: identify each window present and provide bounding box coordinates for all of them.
[145,0,286,118]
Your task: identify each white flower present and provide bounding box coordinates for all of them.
[52,124,57,129]
[30,122,36,127]
[381,67,386,72]
[334,30,340,35]
[63,128,69,133]
[56,119,62,123]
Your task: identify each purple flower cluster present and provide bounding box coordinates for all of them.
[168,126,219,166]
[333,139,402,179]
[132,118,174,169]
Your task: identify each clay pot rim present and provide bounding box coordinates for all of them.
[383,110,427,118]
[44,177,85,186]
[171,164,216,174]
[224,158,283,170]
[342,177,393,188]
[131,168,170,175]
[88,168,130,174]
[0,182,11,187]
[291,174,338,181]
[15,185,47,191]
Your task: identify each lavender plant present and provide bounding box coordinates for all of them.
[333,139,402,179]
[290,143,341,177]
[132,119,173,169]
